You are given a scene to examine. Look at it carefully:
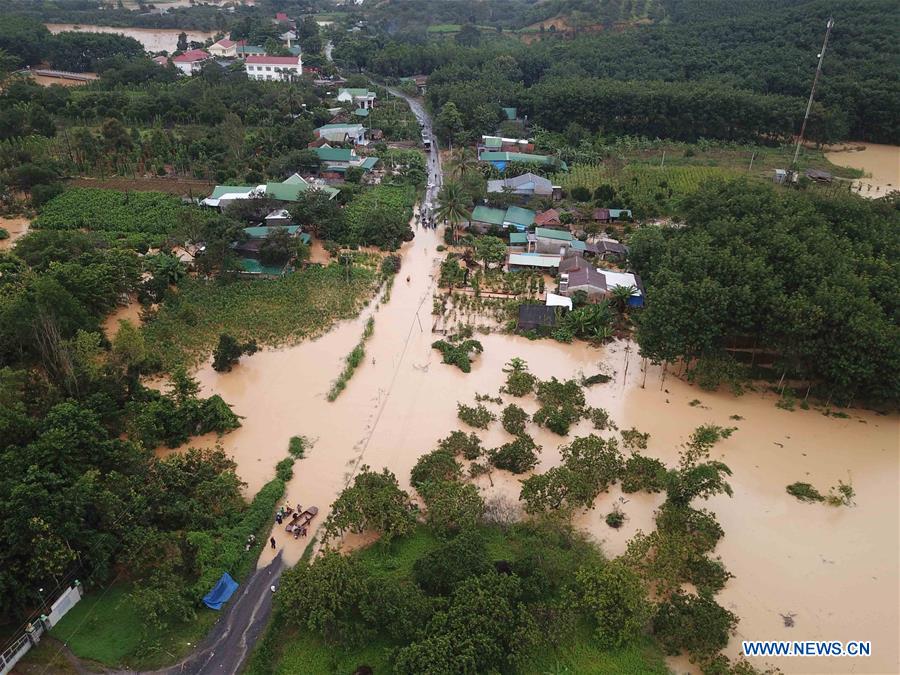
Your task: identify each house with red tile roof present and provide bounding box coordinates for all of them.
[172,49,212,75]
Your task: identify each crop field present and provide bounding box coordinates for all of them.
[142,263,380,369]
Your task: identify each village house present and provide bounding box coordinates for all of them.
[314,123,368,145]
[337,88,377,109]
[533,227,585,255]
[479,151,566,172]
[478,135,535,154]
[201,174,338,209]
[172,49,212,75]
[507,252,561,272]
[208,38,246,58]
[313,146,379,177]
[244,54,303,81]
[487,172,558,199]
[534,209,565,227]
[470,205,536,233]
[592,208,633,223]
[559,264,644,307]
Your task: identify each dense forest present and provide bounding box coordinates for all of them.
[630,180,900,407]
[337,0,899,144]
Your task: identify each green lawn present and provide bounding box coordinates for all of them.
[45,584,218,670]
[143,262,379,369]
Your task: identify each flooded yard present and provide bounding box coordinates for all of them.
[45,23,217,52]
[0,216,30,250]
[161,220,898,674]
[825,142,900,198]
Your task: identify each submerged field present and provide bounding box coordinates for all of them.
[142,262,380,369]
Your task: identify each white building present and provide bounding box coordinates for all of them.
[244,55,303,81]
[172,49,212,75]
[337,88,377,109]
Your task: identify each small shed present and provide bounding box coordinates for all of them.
[517,304,557,331]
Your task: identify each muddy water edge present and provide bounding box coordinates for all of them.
[160,216,898,673]
[44,23,217,52]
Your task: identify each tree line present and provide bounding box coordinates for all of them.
[630,179,900,408]
[337,0,899,144]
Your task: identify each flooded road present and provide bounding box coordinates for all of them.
[171,228,898,674]
[159,91,898,674]
[45,23,217,52]
[826,142,899,198]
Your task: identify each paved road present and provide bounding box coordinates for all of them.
[381,85,443,221]
[139,553,283,675]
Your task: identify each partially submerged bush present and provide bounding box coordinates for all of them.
[621,453,667,493]
[212,333,258,372]
[488,434,540,474]
[410,449,462,490]
[457,402,495,429]
[501,358,536,396]
[432,338,483,373]
[437,430,483,460]
[501,404,529,436]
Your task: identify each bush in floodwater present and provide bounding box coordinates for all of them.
[786,481,824,502]
[605,507,625,529]
[488,434,540,474]
[457,402,495,429]
[410,449,462,490]
[620,427,650,451]
[501,404,529,436]
[212,333,258,372]
[276,457,294,481]
[288,435,308,458]
[589,407,616,431]
[437,430,483,460]
[582,372,612,386]
[432,338,483,373]
[501,358,537,397]
[621,453,667,493]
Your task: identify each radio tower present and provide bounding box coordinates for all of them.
[792,17,835,166]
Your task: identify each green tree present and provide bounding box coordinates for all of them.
[211,333,258,373]
[435,181,472,245]
[474,236,507,268]
[577,561,650,649]
[322,466,415,544]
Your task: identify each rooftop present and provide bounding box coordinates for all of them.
[471,206,507,226]
[504,206,536,227]
[508,253,561,269]
[244,55,301,65]
[535,227,575,242]
[173,49,210,63]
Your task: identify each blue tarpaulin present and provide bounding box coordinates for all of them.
[203,573,238,610]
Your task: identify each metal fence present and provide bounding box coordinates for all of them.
[0,583,82,675]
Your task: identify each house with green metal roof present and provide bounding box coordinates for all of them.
[503,206,535,230]
[471,206,506,230]
[502,107,517,121]
[202,174,338,208]
[534,226,584,255]
[314,146,380,174]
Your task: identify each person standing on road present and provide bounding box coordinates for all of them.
[270,536,276,549]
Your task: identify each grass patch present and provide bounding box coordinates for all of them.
[143,263,378,369]
[47,585,217,670]
[327,316,375,401]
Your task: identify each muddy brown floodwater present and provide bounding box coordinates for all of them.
[0,216,30,251]
[161,216,899,674]
[44,23,217,52]
[825,142,900,199]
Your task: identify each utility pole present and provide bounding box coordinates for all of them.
[792,17,834,166]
